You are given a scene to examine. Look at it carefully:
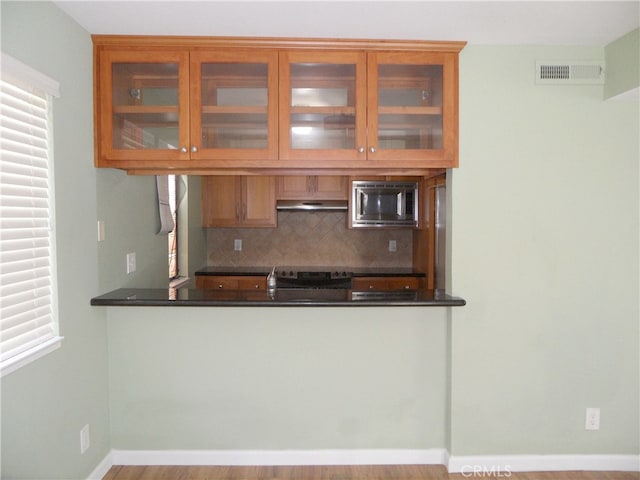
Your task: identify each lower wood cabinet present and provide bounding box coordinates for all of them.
[202,176,276,228]
[196,275,267,290]
[351,276,424,291]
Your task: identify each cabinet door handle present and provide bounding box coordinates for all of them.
[369,146,377,153]
[218,284,223,289]
[358,146,365,153]
[180,146,188,153]
[191,145,198,153]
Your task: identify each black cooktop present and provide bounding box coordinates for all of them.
[276,268,352,280]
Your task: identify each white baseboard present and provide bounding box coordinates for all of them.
[110,448,448,466]
[448,454,640,473]
[88,449,640,480]
[86,451,115,480]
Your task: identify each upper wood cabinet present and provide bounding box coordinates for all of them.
[94,45,278,169]
[368,51,458,165]
[278,50,367,163]
[95,49,191,165]
[93,36,465,173]
[279,50,459,167]
[201,176,276,228]
[190,50,278,162]
[276,175,348,200]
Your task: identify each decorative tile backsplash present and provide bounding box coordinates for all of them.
[206,211,413,268]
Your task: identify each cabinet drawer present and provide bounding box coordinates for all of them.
[387,277,422,290]
[352,276,423,291]
[196,275,266,290]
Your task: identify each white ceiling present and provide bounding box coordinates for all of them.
[53,1,639,46]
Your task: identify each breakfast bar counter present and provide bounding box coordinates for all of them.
[90,287,466,307]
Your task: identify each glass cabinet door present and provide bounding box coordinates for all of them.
[100,50,190,161]
[368,51,456,164]
[190,50,278,161]
[279,51,366,161]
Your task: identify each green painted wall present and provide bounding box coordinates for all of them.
[107,307,450,450]
[96,170,171,292]
[605,28,640,99]
[0,2,111,479]
[451,45,639,455]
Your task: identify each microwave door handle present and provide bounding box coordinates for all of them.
[397,192,403,217]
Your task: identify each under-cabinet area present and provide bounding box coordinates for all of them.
[199,173,446,291]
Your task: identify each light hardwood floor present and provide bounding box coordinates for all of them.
[103,465,640,480]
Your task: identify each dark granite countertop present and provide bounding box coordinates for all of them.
[90,287,465,307]
[195,266,426,277]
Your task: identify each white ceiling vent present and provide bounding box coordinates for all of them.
[536,60,605,85]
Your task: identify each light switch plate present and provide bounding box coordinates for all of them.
[126,252,136,274]
[80,424,90,454]
[97,220,105,242]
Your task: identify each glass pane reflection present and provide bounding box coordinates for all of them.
[290,113,355,149]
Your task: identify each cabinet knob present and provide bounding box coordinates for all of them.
[218,284,223,289]
[369,146,377,153]
[358,146,365,153]
[191,145,198,153]
[180,147,188,153]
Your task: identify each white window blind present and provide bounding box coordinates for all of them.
[0,53,61,376]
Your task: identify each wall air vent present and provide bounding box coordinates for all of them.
[536,61,605,85]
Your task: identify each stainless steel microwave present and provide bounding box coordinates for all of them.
[351,181,419,228]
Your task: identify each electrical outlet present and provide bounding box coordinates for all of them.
[234,239,242,251]
[389,240,397,252]
[80,424,90,454]
[126,252,136,274]
[585,407,600,430]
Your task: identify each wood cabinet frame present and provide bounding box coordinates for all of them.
[95,48,191,164]
[93,35,465,175]
[196,275,267,290]
[201,176,277,228]
[189,49,279,162]
[276,175,348,200]
[352,276,425,291]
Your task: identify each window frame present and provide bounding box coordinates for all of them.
[1,52,62,377]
